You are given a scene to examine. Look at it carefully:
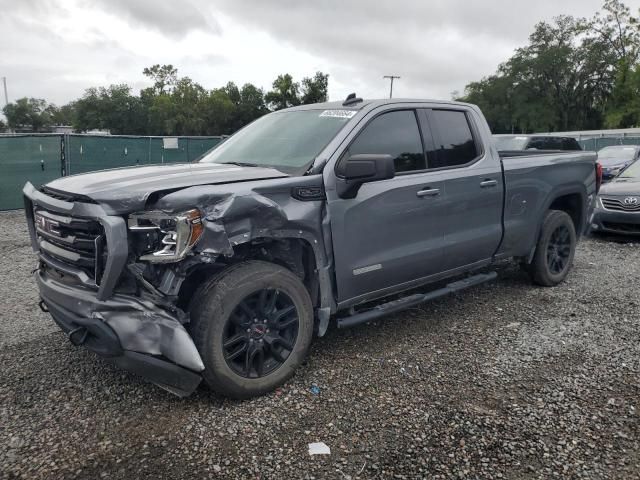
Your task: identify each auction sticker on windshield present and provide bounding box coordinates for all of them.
[319,110,357,119]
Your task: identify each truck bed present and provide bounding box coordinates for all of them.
[497,149,598,259]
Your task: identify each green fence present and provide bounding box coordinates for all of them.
[0,134,222,210]
[3,130,640,211]
[577,136,640,151]
[0,135,63,211]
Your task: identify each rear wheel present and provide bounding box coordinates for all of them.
[527,210,577,286]
[189,261,313,399]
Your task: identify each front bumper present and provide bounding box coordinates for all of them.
[591,208,640,236]
[24,182,204,397]
[37,264,204,397]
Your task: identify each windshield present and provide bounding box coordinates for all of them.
[494,136,529,151]
[598,146,638,165]
[618,159,640,179]
[199,109,356,174]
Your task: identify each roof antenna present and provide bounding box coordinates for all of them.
[342,92,362,106]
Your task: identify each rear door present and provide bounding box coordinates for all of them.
[325,108,446,304]
[425,108,504,271]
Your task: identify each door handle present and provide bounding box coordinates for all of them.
[480,179,498,188]
[417,188,440,198]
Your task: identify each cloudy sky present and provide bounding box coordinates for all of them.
[0,0,636,109]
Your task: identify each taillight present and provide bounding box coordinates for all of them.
[595,162,603,193]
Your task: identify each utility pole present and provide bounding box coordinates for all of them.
[1,77,8,107]
[383,75,400,98]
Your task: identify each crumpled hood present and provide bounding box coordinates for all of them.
[43,163,288,213]
[599,178,640,196]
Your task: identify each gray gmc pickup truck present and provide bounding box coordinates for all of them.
[23,97,600,398]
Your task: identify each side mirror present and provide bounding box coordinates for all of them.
[336,154,395,199]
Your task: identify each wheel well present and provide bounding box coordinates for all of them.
[549,193,583,233]
[177,238,319,312]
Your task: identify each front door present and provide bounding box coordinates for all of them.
[325,108,446,305]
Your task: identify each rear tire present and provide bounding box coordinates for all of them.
[189,261,314,399]
[527,210,577,287]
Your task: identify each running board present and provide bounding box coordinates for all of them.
[336,272,497,329]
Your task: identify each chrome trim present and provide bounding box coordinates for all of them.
[600,196,640,213]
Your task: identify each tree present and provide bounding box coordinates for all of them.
[4,65,330,135]
[74,87,102,132]
[51,102,76,126]
[605,62,640,127]
[170,77,208,135]
[145,91,173,135]
[589,0,640,65]
[203,88,236,135]
[459,1,640,133]
[462,75,522,133]
[223,81,242,105]
[2,97,54,132]
[588,0,640,127]
[507,15,617,131]
[143,64,178,95]
[300,71,329,104]
[0,118,6,132]
[74,85,145,134]
[265,74,300,110]
[238,83,268,123]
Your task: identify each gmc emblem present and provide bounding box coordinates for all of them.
[35,213,62,237]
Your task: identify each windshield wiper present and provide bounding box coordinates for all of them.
[219,161,262,168]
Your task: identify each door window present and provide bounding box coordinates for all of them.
[430,110,479,168]
[347,110,426,173]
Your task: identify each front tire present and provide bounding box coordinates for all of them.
[189,261,314,399]
[528,210,577,286]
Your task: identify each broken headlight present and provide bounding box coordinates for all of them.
[128,209,204,263]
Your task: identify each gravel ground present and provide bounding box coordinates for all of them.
[1,210,639,479]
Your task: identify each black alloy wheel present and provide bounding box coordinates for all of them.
[190,261,314,398]
[222,289,299,378]
[546,224,572,275]
[528,209,577,287]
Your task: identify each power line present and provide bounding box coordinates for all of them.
[383,75,400,99]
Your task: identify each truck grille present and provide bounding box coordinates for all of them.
[601,197,640,212]
[33,208,106,285]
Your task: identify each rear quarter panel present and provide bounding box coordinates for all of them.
[498,151,597,258]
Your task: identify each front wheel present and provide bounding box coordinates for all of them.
[189,261,314,399]
[527,210,577,286]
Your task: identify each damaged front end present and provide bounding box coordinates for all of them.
[23,183,205,397]
[38,273,203,396]
[23,171,333,397]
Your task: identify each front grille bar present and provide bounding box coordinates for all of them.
[94,235,105,285]
[23,182,128,300]
[38,238,95,267]
[34,207,104,284]
[601,197,640,212]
